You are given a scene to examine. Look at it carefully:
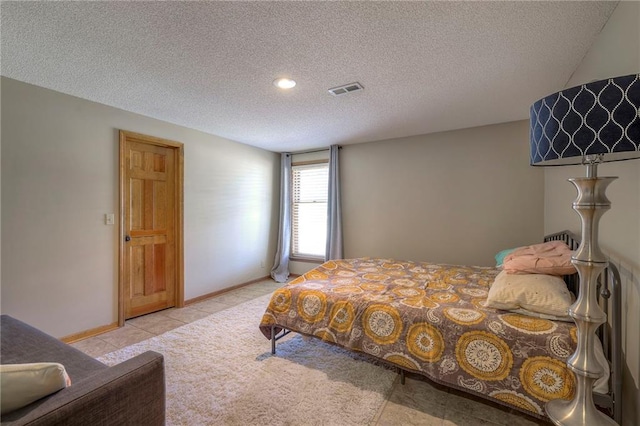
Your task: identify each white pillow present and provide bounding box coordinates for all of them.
[0,362,71,415]
[484,270,574,317]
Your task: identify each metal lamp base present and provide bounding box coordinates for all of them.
[547,397,617,426]
[545,164,619,426]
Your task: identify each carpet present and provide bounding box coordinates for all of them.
[98,294,397,425]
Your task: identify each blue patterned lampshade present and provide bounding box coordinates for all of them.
[530,74,640,166]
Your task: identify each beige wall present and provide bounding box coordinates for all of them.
[0,77,280,337]
[543,2,640,425]
[341,120,543,266]
[0,78,2,310]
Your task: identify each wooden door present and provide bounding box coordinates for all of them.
[119,131,184,322]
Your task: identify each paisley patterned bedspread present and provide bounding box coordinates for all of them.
[259,258,579,418]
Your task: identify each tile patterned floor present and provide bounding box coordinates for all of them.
[70,279,281,358]
[71,279,547,426]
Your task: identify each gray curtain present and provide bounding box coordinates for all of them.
[270,153,292,282]
[326,145,343,260]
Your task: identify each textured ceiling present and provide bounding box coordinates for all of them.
[1,1,618,153]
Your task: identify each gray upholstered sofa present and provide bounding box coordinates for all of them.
[0,315,165,425]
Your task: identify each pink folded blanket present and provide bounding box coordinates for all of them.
[503,240,576,276]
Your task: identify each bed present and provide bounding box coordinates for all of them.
[259,231,622,423]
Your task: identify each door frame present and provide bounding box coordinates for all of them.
[118,130,185,327]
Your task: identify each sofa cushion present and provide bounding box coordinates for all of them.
[0,363,71,415]
[0,315,107,383]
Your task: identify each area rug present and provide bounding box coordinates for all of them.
[98,294,397,425]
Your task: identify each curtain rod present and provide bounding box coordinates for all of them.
[288,146,342,155]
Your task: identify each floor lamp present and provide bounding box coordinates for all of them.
[530,74,639,426]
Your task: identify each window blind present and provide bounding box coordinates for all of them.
[292,163,328,258]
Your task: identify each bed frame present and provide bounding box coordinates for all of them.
[270,230,622,423]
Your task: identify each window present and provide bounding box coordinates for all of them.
[292,161,329,259]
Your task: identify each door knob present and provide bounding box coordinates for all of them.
[125,235,131,242]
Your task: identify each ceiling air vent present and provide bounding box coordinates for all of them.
[328,82,364,96]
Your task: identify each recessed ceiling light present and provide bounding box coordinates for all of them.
[273,78,296,89]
